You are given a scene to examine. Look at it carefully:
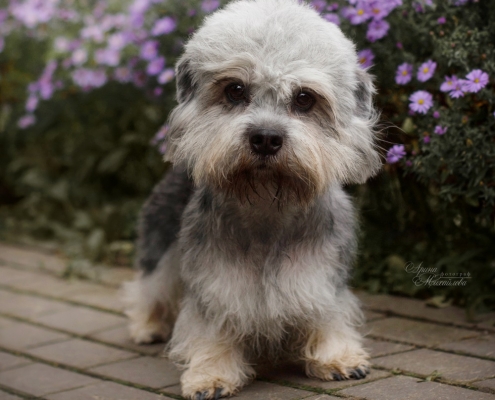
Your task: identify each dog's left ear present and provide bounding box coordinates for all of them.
[353,67,375,119]
[345,67,382,184]
[164,55,198,163]
[175,55,197,104]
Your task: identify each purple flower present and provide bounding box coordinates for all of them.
[81,25,105,43]
[147,57,166,76]
[114,67,133,83]
[39,81,54,100]
[437,16,446,24]
[151,124,169,145]
[366,19,389,42]
[409,90,433,114]
[152,17,177,35]
[130,0,152,15]
[72,49,88,66]
[26,96,39,112]
[368,0,394,20]
[440,75,458,92]
[423,136,430,143]
[449,80,467,98]
[395,63,413,85]
[18,115,36,129]
[95,48,121,67]
[417,60,436,82]
[323,13,341,25]
[327,3,339,12]
[54,37,70,53]
[311,0,327,12]
[358,49,374,68]
[201,0,220,13]
[396,42,403,49]
[464,69,489,93]
[434,125,448,135]
[140,41,159,61]
[108,33,129,50]
[342,2,371,25]
[72,69,107,89]
[386,144,406,164]
[158,68,175,84]
[433,111,440,119]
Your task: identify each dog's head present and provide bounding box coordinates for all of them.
[165,0,381,205]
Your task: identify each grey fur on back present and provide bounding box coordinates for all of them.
[137,166,193,274]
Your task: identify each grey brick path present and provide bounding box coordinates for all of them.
[0,242,494,399]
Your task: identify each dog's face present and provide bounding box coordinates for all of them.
[165,0,381,205]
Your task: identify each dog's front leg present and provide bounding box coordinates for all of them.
[303,291,370,381]
[169,301,255,400]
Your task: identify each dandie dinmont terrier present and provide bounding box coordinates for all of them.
[124,0,382,398]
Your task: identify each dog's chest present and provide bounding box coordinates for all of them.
[188,242,342,336]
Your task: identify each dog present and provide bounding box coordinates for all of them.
[124,0,382,398]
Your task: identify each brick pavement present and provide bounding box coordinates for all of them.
[0,242,494,400]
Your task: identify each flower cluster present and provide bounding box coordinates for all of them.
[1,0,221,129]
[341,0,402,43]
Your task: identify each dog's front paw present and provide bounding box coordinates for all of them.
[306,359,370,381]
[181,369,241,399]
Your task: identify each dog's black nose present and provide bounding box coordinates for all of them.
[249,129,283,156]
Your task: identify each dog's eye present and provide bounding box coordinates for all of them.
[225,83,247,104]
[294,92,315,111]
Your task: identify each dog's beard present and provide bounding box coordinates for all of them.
[213,152,321,208]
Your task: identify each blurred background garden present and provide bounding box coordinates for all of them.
[0,0,493,312]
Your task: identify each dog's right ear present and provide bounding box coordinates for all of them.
[175,56,196,104]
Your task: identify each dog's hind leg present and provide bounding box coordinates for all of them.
[123,167,193,344]
[123,243,182,344]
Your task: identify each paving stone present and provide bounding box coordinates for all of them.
[34,306,126,335]
[67,288,124,313]
[474,378,495,393]
[357,291,494,329]
[303,396,341,400]
[90,325,165,355]
[258,362,390,391]
[368,317,479,346]
[0,317,14,330]
[365,310,386,321]
[0,363,97,397]
[230,381,313,400]
[364,338,415,358]
[341,375,495,400]
[0,320,69,349]
[0,391,23,400]
[160,384,181,396]
[438,335,495,359]
[0,290,71,319]
[0,266,42,286]
[97,267,135,287]
[8,273,106,299]
[28,338,137,369]
[373,349,495,382]
[0,352,32,371]
[478,319,495,333]
[46,381,171,400]
[0,243,66,274]
[90,356,181,388]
